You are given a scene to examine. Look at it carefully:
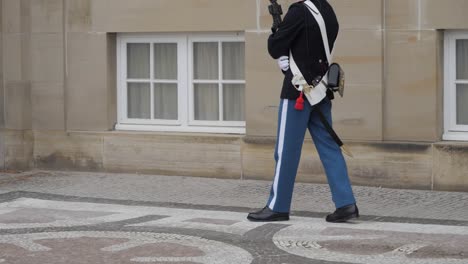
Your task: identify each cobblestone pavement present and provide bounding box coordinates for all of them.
[0,170,468,264]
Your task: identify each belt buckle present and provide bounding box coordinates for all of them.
[302,84,314,94]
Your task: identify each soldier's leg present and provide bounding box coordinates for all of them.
[266,99,311,213]
[308,98,356,208]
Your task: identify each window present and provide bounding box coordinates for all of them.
[117,33,245,134]
[444,31,468,140]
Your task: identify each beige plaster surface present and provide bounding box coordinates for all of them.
[386,0,468,30]
[31,82,65,130]
[29,0,63,33]
[4,81,31,130]
[66,32,114,131]
[91,0,257,32]
[30,33,63,83]
[384,30,440,141]
[245,32,282,137]
[67,0,92,33]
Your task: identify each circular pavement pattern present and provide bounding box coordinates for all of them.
[273,221,468,264]
[0,231,253,264]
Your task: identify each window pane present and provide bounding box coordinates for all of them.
[194,84,219,120]
[127,43,150,79]
[222,42,245,80]
[223,84,245,121]
[457,84,468,125]
[457,40,468,80]
[154,83,178,120]
[193,42,218,80]
[127,83,151,119]
[154,43,177,80]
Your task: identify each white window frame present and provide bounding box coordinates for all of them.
[444,31,468,141]
[116,33,246,134]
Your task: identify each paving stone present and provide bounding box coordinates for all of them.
[0,170,467,264]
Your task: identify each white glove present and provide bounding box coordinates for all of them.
[277,56,290,71]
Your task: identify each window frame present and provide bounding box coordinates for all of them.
[444,30,468,141]
[116,33,246,134]
[188,35,246,127]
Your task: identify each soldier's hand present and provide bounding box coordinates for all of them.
[277,56,290,71]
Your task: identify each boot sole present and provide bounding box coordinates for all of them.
[326,213,359,223]
[247,216,290,222]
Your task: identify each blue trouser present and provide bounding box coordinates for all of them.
[267,98,356,213]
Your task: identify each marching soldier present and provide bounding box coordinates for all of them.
[247,0,359,223]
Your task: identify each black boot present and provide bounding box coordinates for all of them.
[247,206,290,222]
[326,204,359,223]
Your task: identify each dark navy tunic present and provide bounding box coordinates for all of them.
[268,0,339,100]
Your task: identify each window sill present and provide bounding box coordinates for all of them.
[115,124,246,135]
[443,132,468,141]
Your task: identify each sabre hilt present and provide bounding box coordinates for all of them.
[268,0,283,33]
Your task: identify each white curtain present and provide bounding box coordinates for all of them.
[223,42,245,121]
[223,42,245,80]
[457,40,468,125]
[155,43,177,80]
[127,43,150,79]
[193,42,219,120]
[457,84,468,125]
[128,83,150,119]
[223,84,245,121]
[127,43,178,120]
[154,43,178,120]
[193,42,245,121]
[127,43,151,119]
[154,83,178,120]
[457,40,468,80]
[194,84,219,121]
[194,43,218,80]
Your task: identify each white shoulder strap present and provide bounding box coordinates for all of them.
[303,0,332,63]
[290,0,333,78]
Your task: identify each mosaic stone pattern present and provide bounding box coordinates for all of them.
[0,193,467,264]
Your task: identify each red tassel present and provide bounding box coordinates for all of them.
[295,92,304,111]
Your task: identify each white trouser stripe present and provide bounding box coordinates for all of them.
[268,100,289,210]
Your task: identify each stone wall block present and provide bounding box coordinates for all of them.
[0,131,4,169]
[2,0,30,33]
[433,143,468,191]
[243,139,434,190]
[422,0,468,29]
[31,82,65,130]
[0,34,4,128]
[67,0,92,32]
[384,30,440,141]
[345,142,433,189]
[30,0,63,33]
[3,33,30,82]
[3,130,33,170]
[30,33,63,83]
[385,0,420,30]
[66,32,111,131]
[103,133,242,178]
[33,131,104,171]
[92,0,256,32]
[245,32,282,137]
[4,81,31,130]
